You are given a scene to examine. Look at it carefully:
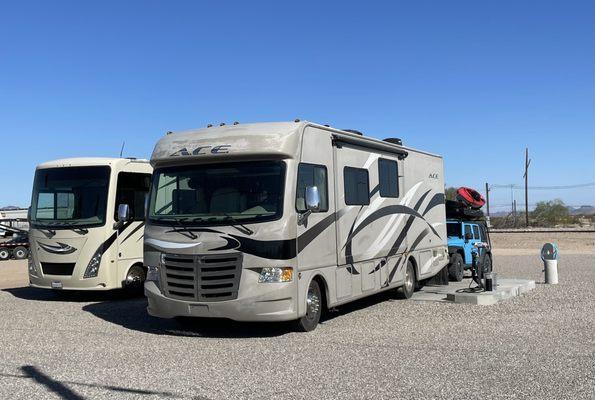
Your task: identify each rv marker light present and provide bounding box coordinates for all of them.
[258,267,293,283]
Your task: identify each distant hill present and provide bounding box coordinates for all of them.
[0,206,25,211]
[568,205,595,216]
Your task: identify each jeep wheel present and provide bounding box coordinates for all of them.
[448,253,464,282]
[483,254,493,274]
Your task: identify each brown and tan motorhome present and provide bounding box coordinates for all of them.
[28,157,152,291]
[144,121,448,331]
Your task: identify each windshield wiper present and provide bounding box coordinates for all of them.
[220,213,254,235]
[157,217,197,240]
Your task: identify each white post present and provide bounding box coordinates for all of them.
[544,259,558,284]
[541,243,559,285]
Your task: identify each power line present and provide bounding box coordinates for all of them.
[489,182,595,190]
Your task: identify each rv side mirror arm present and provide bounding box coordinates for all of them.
[297,209,312,226]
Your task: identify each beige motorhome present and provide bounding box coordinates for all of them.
[28,158,152,291]
[144,121,448,331]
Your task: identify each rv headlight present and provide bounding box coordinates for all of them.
[258,267,293,283]
[146,265,161,288]
[84,248,103,278]
[28,257,38,277]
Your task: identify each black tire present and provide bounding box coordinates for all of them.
[0,248,10,261]
[123,265,146,294]
[448,253,464,282]
[13,246,28,260]
[396,260,415,299]
[482,254,493,274]
[294,279,322,332]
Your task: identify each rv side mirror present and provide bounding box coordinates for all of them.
[117,204,132,223]
[305,186,321,212]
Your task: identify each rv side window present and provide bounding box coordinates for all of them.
[378,159,399,197]
[344,167,370,205]
[296,163,328,212]
[115,172,151,221]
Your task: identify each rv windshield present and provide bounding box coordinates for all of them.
[30,166,110,228]
[149,161,286,226]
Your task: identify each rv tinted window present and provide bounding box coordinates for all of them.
[115,172,151,221]
[296,164,328,212]
[378,159,399,197]
[30,166,110,228]
[149,160,286,226]
[344,167,370,205]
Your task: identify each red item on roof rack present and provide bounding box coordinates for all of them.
[456,187,485,209]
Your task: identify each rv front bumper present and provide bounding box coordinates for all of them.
[29,275,116,290]
[144,281,298,322]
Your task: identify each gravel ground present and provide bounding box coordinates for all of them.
[0,253,593,399]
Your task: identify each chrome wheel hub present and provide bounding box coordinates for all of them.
[306,289,320,320]
[405,267,414,292]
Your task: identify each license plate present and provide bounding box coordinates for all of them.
[51,281,63,289]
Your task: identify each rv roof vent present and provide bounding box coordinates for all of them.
[343,129,363,136]
[383,138,403,146]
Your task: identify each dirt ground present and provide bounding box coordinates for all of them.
[490,231,595,255]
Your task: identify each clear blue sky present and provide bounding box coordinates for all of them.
[1,0,593,210]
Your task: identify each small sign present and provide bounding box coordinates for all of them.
[51,281,63,289]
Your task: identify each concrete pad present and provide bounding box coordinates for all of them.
[412,278,536,305]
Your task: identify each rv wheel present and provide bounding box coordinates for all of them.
[396,260,415,299]
[294,280,322,332]
[124,265,146,294]
[13,246,28,260]
[448,253,464,282]
[0,249,9,260]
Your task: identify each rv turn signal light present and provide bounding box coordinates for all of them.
[258,267,293,283]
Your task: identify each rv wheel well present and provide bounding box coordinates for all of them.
[312,275,329,310]
[128,262,145,273]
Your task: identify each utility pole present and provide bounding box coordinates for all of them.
[523,148,531,227]
[485,182,490,217]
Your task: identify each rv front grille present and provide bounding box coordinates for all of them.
[161,253,242,302]
[41,262,76,276]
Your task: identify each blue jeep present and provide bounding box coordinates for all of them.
[446,219,492,281]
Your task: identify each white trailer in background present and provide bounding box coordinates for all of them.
[144,121,448,331]
[0,208,29,237]
[28,158,152,291]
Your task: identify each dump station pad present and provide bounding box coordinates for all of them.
[412,278,536,305]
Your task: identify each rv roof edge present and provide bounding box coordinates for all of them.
[36,157,150,169]
[156,121,442,161]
